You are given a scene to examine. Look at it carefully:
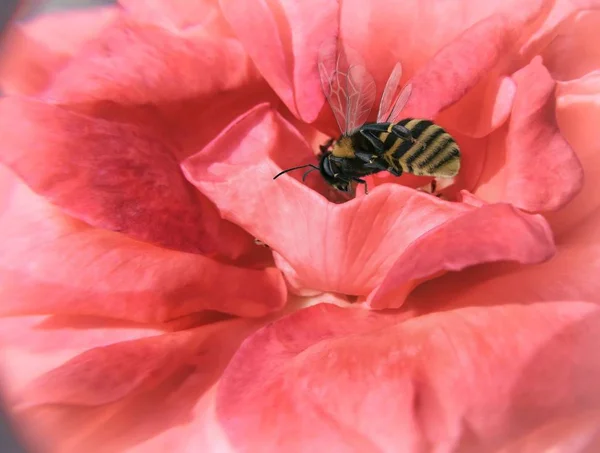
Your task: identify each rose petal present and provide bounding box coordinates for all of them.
[219,0,337,122]
[217,302,600,452]
[183,105,555,302]
[522,2,600,78]
[539,11,600,81]
[367,196,554,309]
[0,7,118,96]
[401,14,522,121]
[407,206,600,314]
[0,168,286,321]
[45,14,256,105]
[504,58,583,211]
[5,318,255,453]
[474,58,583,212]
[0,97,256,258]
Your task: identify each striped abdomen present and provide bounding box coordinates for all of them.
[379,119,460,177]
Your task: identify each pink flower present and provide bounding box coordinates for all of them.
[1,0,600,451]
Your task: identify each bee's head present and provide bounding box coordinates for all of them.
[272,152,350,192]
[319,152,350,192]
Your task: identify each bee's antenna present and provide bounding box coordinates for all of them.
[273,164,319,180]
[302,168,318,182]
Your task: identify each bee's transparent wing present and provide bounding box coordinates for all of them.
[377,62,402,122]
[318,44,376,135]
[377,62,413,123]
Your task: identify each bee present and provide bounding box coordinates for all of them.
[273,47,461,194]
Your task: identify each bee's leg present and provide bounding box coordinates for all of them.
[390,124,415,142]
[352,177,369,195]
[387,166,402,177]
[319,138,335,155]
[355,150,387,168]
[359,124,391,154]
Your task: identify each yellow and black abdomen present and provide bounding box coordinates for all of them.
[380,119,460,178]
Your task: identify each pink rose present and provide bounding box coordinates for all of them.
[1,0,599,452]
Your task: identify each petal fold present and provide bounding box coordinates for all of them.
[496,58,583,212]
[367,197,554,309]
[545,72,600,236]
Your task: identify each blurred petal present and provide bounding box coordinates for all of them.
[0,167,286,321]
[0,97,255,258]
[219,0,337,122]
[0,7,118,96]
[217,302,600,452]
[183,105,555,303]
[475,58,583,212]
[118,0,218,30]
[0,316,164,399]
[4,318,256,453]
[45,15,256,105]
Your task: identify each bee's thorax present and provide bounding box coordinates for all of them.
[331,136,355,158]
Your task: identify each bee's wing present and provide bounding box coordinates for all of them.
[345,64,376,133]
[377,62,413,123]
[318,45,376,135]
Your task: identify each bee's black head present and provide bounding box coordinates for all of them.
[272,151,350,192]
[319,152,350,192]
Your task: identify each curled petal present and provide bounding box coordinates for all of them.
[217,302,600,452]
[409,204,600,312]
[219,0,337,122]
[545,72,600,236]
[367,197,554,309]
[183,105,555,303]
[0,7,118,96]
[402,14,521,120]
[0,97,254,258]
[0,167,286,321]
[505,57,583,211]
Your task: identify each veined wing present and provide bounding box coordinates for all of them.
[377,62,413,123]
[318,44,376,135]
